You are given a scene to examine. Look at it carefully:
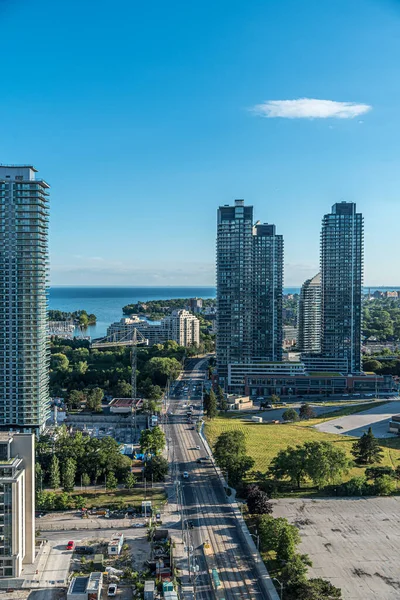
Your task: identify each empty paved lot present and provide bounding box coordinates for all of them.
[273,497,400,599]
[315,400,400,438]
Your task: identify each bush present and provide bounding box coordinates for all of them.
[374,474,397,496]
[282,408,299,422]
[334,476,370,496]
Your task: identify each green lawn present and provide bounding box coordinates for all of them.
[70,488,167,509]
[205,409,400,481]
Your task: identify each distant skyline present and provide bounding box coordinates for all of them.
[1,0,400,286]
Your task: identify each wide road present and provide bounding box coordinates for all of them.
[165,357,269,600]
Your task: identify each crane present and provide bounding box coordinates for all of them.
[91,328,148,399]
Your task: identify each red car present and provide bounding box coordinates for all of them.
[66,541,75,550]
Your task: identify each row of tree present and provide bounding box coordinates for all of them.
[49,309,96,327]
[139,426,169,482]
[255,513,341,599]
[50,337,184,400]
[36,427,132,491]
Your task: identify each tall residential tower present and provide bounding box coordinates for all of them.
[297,273,321,354]
[0,165,50,432]
[320,202,363,373]
[216,200,283,386]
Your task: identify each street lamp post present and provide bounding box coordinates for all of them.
[272,577,284,600]
[249,532,260,551]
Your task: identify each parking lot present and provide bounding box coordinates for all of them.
[315,400,400,438]
[273,497,400,599]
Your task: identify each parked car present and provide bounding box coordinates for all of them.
[183,471,189,479]
[108,584,117,597]
[75,546,94,555]
[66,541,75,551]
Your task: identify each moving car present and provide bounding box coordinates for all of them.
[183,471,189,479]
[66,541,75,550]
[108,584,117,596]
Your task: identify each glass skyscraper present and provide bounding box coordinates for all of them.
[0,165,50,432]
[216,200,283,386]
[320,202,363,374]
[297,273,321,354]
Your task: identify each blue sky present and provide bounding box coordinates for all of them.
[1,0,400,286]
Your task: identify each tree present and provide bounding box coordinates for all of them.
[75,361,88,375]
[144,357,181,385]
[139,426,165,456]
[258,515,300,556]
[124,473,137,491]
[299,403,316,420]
[49,455,61,490]
[217,386,227,412]
[35,462,43,492]
[374,474,396,496]
[81,472,91,489]
[270,441,350,489]
[74,495,87,510]
[205,389,217,419]
[276,524,299,561]
[144,456,169,482]
[295,578,342,599]
[227,455,255,487]
[270,394,280,404]
[351,427,384,464]
[269,445,308,489]
[106,471,118,490]
[303,441,350,488]
[51,353,69,372]
[246,484,273,515]
[281,553,312,587]
[114,380,132,397]
[214,431,247,469]
[282,408,299,422]
[365,466,394,481]
[337,476,369,496]
[67,389,86,410]
[86,387,103,412]
[55,492,73,510]
[79,313,89,329]
[62,458,76,492]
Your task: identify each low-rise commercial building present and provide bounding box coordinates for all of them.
[245,372,395,397]
[108,532,124,556]
[228,362,306,389]
[67,572,103,600]
[226,395,253,411]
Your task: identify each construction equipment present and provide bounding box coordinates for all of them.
[91,328,148,399]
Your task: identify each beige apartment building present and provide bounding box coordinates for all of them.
[162,310,200,347]
[0,433,35,578]
[107,310,200,348]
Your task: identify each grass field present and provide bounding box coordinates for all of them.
[69,488,167,509]
[204,410,400,481]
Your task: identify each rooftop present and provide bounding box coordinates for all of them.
[69,572,103,595]
[110,398,140,407]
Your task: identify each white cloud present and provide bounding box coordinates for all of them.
[250,98,372,119]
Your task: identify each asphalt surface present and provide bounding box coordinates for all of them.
[315,400,399,438]
[164,358,269,600]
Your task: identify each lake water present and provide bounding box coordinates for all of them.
[48,285,392,339]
